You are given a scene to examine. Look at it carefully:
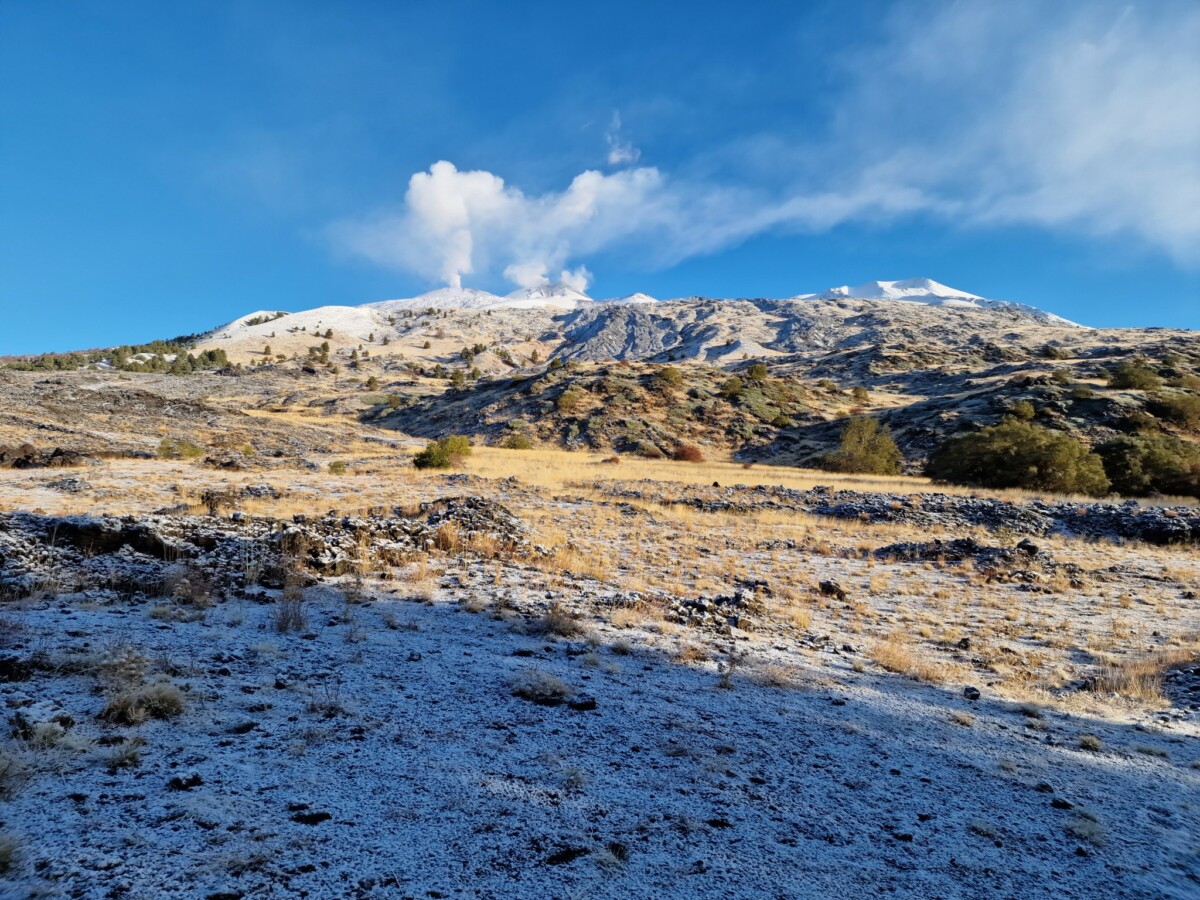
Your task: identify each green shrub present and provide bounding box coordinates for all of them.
[1149,393,1200,429]
[926,420,1109,496]
[719,377,744,400]
[1096,433,1200,498]
[851,386,870,403]
[158,437,204,460]
[501,434,533,450]
[556,386,586,413]
[1107,359,1162,390]
[1008,400,1036,421]
[747,362,768,381]
[656,366,684,387]
[820,417,903,475]
[412,435,472,469]
[1118,410,1161,433]
[328,461,348,475]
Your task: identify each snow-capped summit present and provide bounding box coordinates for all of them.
[363,286,506,313]
[500,282,593,310]
[792,278,1079,326]
[808,278,984,303]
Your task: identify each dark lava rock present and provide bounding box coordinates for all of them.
[291,811,332,825]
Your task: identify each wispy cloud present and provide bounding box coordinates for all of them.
[331,2,1200,289]
[605,111,640,166]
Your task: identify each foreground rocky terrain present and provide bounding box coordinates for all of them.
[1,444,1198,897]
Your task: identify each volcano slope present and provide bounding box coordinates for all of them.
[1,293,1199,897]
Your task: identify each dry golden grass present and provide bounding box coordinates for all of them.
[100,681,186,725]
[1090,646,1198,705]
[869,634,955,683]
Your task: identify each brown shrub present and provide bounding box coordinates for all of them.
[673,444,704,463]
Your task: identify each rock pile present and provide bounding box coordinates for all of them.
[874,537,1086,588]
[0,496,533,601]
[595,480,1200,545]
[0,445,88,469]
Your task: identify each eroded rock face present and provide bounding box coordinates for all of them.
[0,496,533,601]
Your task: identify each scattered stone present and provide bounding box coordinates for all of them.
[818,580,847,601]
[167,773,204,791]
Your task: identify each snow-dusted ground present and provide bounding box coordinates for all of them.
[3,556,1197,898]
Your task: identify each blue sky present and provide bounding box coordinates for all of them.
[1,0,1197,354]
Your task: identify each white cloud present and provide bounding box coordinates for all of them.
[332,2,1200,288]
[605,112,640,166]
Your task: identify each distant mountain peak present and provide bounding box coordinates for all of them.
[505,282,591,302]
[792,278,1078,326]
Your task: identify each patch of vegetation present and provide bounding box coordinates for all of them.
[1096,433,1200,498]
[821,417,903,475]
[1107,359,1162,390]
[501,433,533,449]
[1148,393,1200,430]
[100,681,186,725]
[158,437,205,460]
[926,420,1109,496]
[413,435,472,469]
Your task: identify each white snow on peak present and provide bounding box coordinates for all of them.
[500,283,593,310]
[809,278,984,303]
[791,278,1079,326]
[208,305,387,341]
[363,287,507,313]
[360,283,593,312]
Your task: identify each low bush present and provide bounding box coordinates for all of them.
[501,434,533,450]
[926,420,1109,495]
[158,437,204,460]
[820,417,902,475]
[412,435,472,469]
[673,443,704,462]
[1107,359,1162,390]
[1096,433,1200,498]
[1149,393,1200,430]
[100,681,185,725]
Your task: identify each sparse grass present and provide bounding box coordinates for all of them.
[509,669,573,704]
[1078,734,1102,752]
[100,681,186,725]
[1065,811,1104,845]
[528,601,586,638]
[273,597,307,633]
[949,710,975,727]
[869,634,952,683]
[104,736,146,771]
[1090,647,1197,705]
[748,663,805,688]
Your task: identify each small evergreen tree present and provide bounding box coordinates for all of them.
[821,417,903,475]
